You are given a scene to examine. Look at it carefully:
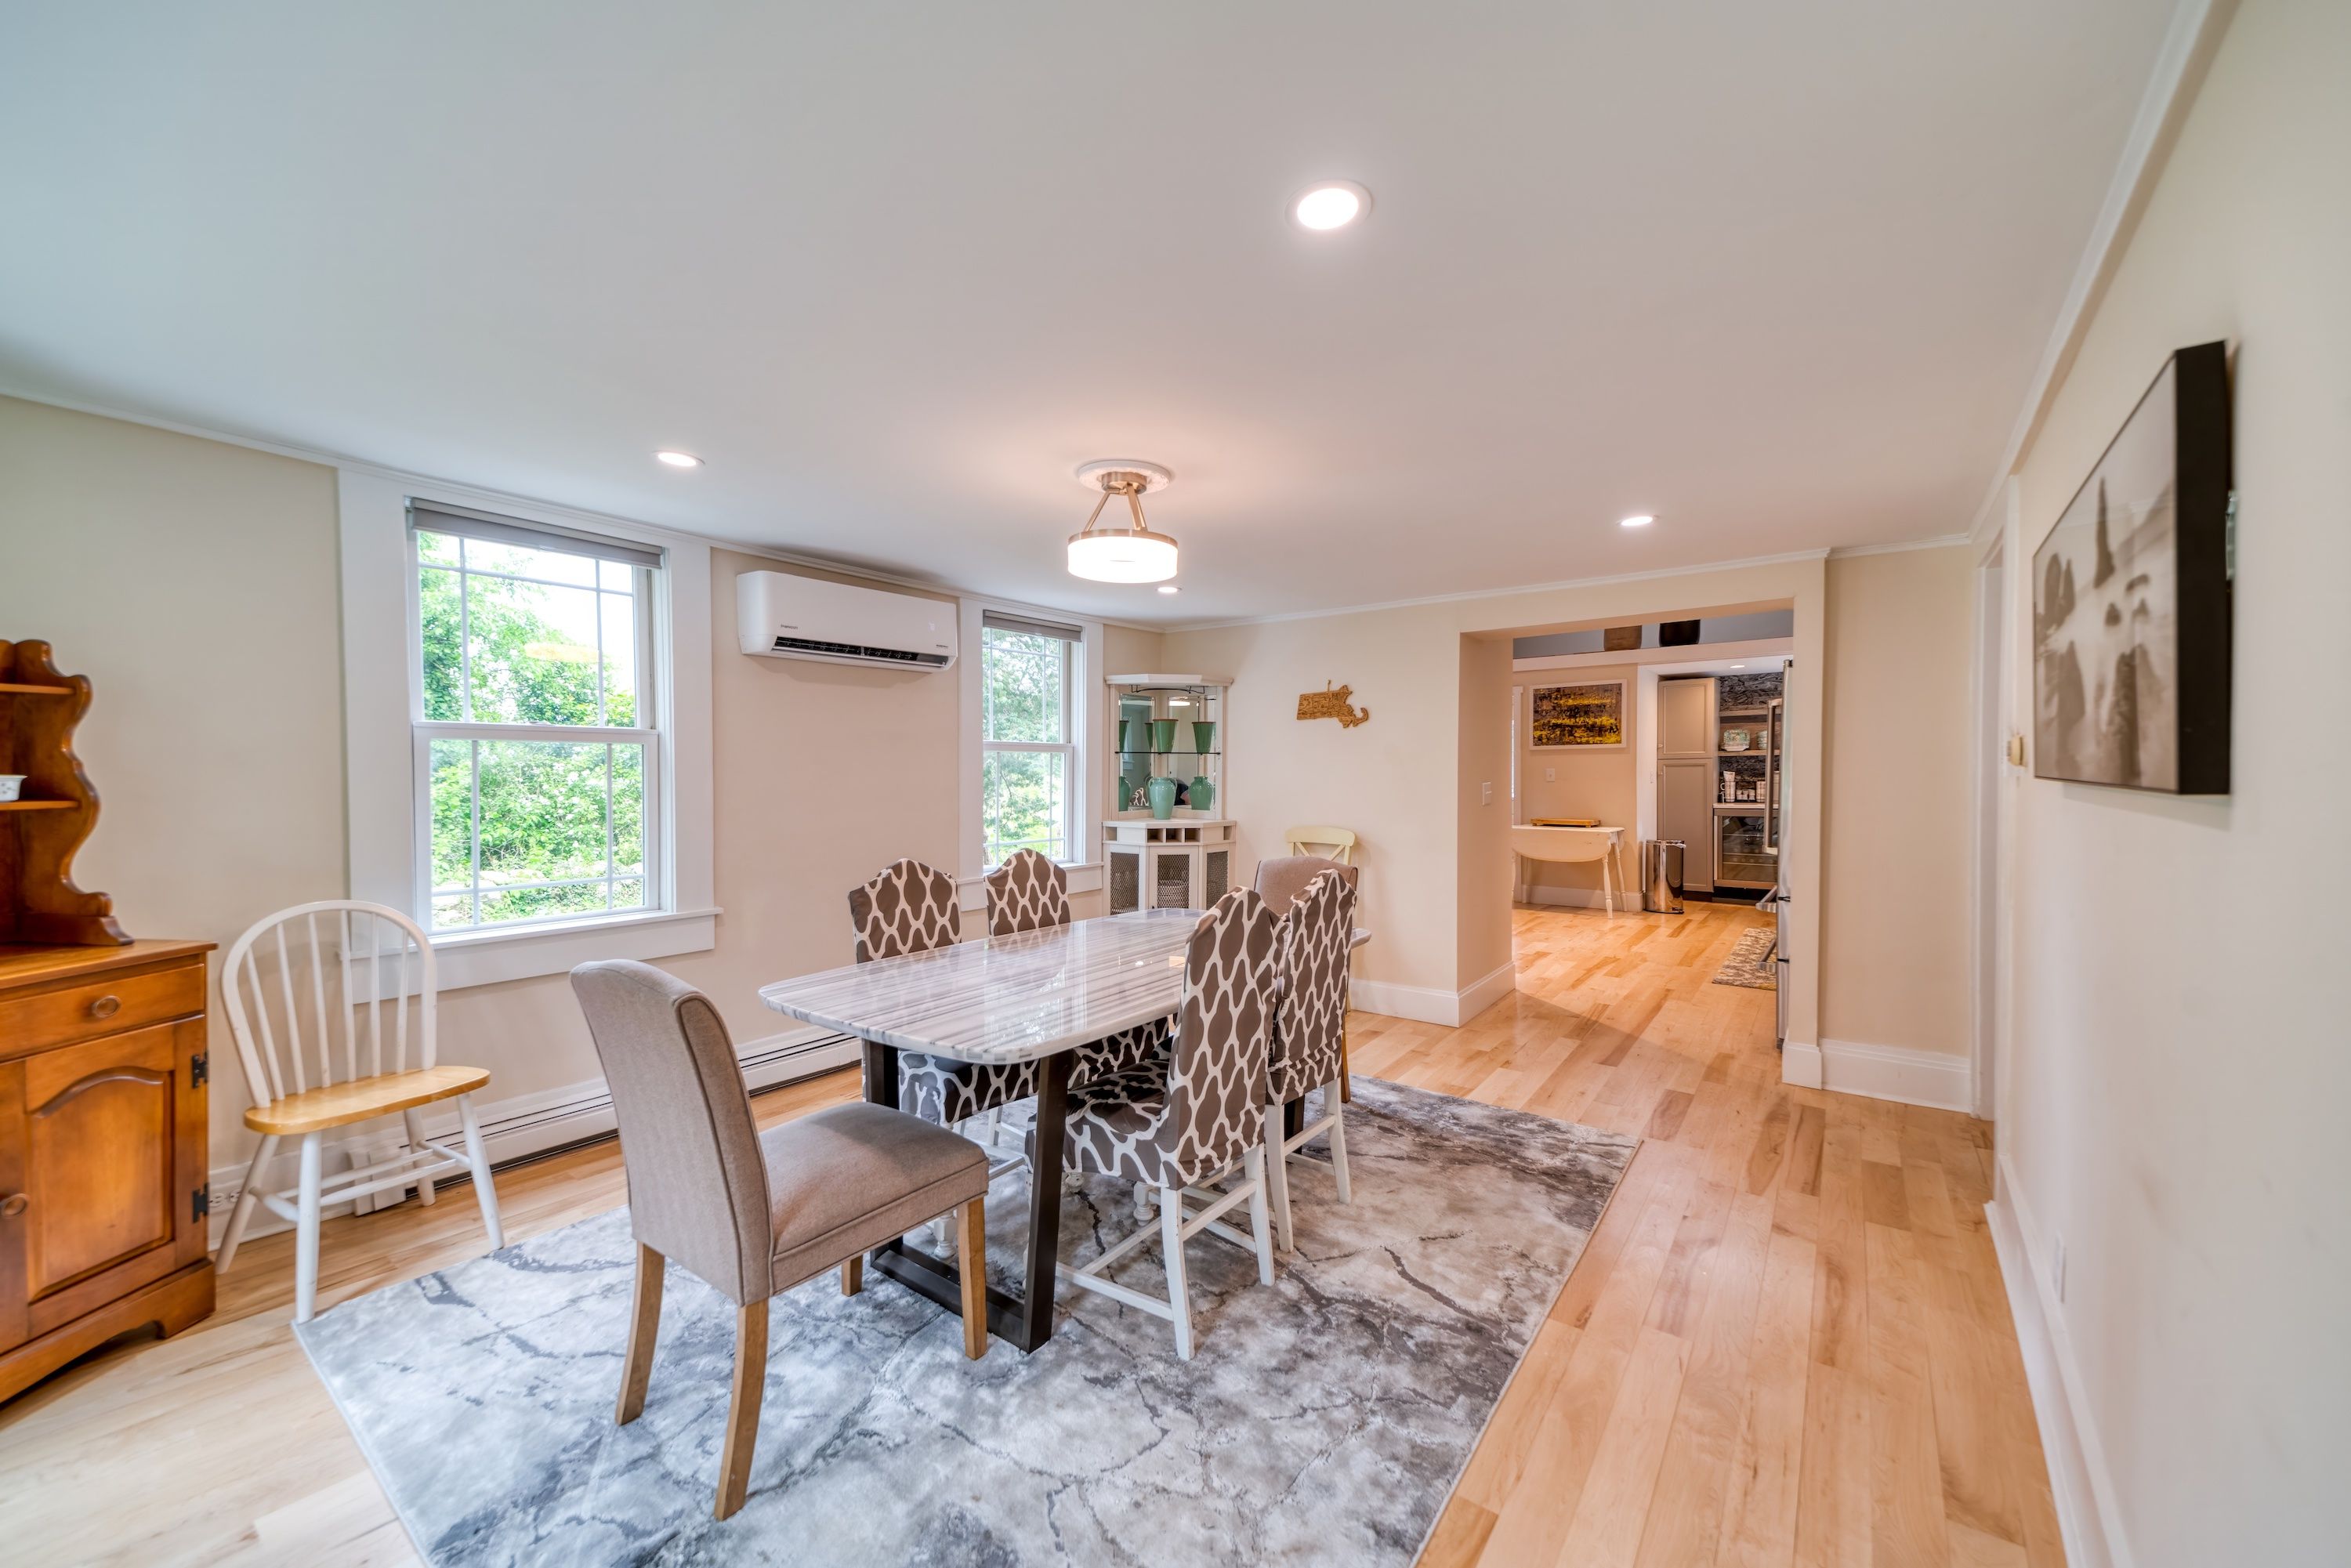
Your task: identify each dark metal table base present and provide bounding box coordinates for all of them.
[860,1037,1071,1354]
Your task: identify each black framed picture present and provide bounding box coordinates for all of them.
[2032,340,2232,794]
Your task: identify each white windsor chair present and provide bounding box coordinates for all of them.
[213,900,503,1322]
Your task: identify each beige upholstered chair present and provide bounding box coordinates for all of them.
[1253,853,1359,914]
[571,960,993,1520]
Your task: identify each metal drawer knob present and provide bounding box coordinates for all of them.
[0,1193,27,1219]
[88,994,122,1020]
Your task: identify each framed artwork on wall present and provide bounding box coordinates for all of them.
[2031,339,2232,794]
[1531,679,1626,749]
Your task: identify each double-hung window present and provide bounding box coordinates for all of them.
[410,502,664,932]
[979,611,1081,867]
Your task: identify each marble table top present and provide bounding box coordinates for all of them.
[759,909,1367,1065]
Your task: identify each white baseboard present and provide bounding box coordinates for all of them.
[1987,1158,2132,1568]
[1781,1037,1972,1112]
[1349,960,1518,1027]
[205,1025,860,1246]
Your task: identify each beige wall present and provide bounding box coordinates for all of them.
[1993,2,2346,1561]
[0,397,348,1163]
[1819,546,1973,1055]
[1516,662,1639,899]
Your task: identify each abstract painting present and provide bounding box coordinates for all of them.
[2032,341,2232,794]
[1531,680,1625,748]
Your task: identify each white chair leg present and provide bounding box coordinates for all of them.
[293,1132,324,1324]
[214,1132,278,1275]
[1134,1181,1154,1219]
[1159,1186,1194,1361]
[1327,1082,1353,1206]
[1243,1149,1276,1285]
[401,1108,437,1206]
[455,1093,505,1251]
[1262,1106,1295,1253]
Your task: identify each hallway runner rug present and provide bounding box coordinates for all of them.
[1712,925,1778,988]
[298,1077,1636,1567]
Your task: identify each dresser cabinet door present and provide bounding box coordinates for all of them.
[2,1017,209,1345]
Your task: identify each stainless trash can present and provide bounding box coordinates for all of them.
[1642,839,1686,914]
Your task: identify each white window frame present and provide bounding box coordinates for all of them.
[406,514,665,932]
[979,619,1078,867]
[957,597,1104,911]
[339,469,718,990]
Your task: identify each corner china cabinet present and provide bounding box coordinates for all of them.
[1103,674,1234,913]
[1,639,213,1404]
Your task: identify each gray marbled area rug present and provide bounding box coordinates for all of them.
[298,1077,1636,1567]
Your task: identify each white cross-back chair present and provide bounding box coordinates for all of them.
[1283,825,1357,866]
[214,900,504,1322]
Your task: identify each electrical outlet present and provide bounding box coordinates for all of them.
[1544,766,1556,782]
[1480,781,1493,806]
[2050,1234,2067,1303]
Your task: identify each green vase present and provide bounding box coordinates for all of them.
[1192,721,1217,754]
[1146,776,1179,820]
[1151,719,1178,752]
[1121,719,1153,752]
[1189,774,1215,813]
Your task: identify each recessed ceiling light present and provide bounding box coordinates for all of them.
[1620,513,1654,528]
[1291,181,1370,231]
[1731,664,1747,670]
[1157,584,1180,595]
[655,450,702,469]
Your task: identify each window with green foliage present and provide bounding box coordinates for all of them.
[412,509,662,932]
[980,617,1078,867]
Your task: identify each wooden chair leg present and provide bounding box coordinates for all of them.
[715,1299,769,1521]
[1159,1188,1194,1361]
[292,1132,324,1324]
[401,1108,437,1206]
[1339,1027,1353,1103]
[841,1255,863,1296]
[213,1132,278,1275]
[455,1093,504,1251]
[956,1197,989,1360]
[617,1244,663,1425]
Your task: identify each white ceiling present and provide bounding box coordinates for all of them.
[0,2,2177,625]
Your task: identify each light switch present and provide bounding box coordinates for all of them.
[1480,782,1493,806]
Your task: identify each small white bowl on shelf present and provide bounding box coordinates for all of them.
[0,776,24,802]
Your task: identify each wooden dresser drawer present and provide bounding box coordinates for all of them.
[0,960,205,1056]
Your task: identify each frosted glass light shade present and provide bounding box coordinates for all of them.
[1067,528,1179,584]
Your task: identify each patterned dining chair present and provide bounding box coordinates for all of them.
[1261,868,1359,1252]
[1054,888,1281,1360]
[571,961,991,1521]
[986,848,1169,1091]
[849,859,1041,1133]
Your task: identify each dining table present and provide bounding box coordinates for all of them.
[758,907,1368,1353]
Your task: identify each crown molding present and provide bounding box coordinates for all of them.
[1825,534,1972,560]
[1965,0,2237,549]
[1164,547,1832,633]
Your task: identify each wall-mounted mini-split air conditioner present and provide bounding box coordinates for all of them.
[735,570,957,672]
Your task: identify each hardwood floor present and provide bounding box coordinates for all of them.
[0,900,2058,1566]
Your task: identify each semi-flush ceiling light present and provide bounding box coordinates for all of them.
[1067,461,1178,583]
[1620,513,1655,527]
[1291,181,1370,231]
[655,450,703,469]
[1158,584,1180,595]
